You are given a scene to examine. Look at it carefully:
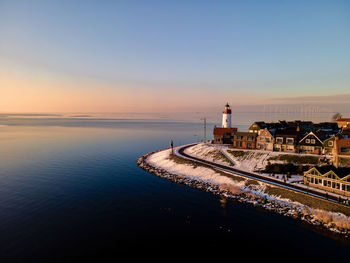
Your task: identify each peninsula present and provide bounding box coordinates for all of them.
[137,104,350,237]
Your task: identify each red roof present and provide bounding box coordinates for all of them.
[213,127,237,135]
[337,118,350,122]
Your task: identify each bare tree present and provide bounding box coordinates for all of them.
[331,112,342,121]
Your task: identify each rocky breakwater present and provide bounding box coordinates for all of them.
[137,151,350,237]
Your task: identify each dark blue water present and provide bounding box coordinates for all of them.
[0,120,349,261]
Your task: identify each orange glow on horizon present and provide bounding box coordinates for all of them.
[1,67,268,114]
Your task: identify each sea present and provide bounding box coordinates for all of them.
[0,113,349,261]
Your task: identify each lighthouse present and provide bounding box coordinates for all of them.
[222,103,232,128]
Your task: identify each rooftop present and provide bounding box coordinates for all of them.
[313,166,350,179]
[337,118,350,122]
[213,127,237,135]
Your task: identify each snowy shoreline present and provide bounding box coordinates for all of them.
[137,146,350,237]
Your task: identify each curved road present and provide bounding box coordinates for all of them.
[176,143,349,207]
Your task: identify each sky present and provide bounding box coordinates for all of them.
[0,0,350,115]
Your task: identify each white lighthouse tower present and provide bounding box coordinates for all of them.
[222,103,232,128]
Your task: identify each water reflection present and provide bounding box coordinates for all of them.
[0,118,349,261]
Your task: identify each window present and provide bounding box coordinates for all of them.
[216,138,221,142]
[286,138,294,144]
[265,138,271,142]
[341,147,350,153]
[276,137,283,144]
[328,141,333,147]
[311,139,315,144]
[287,145,294,151]
[306,139,310,143]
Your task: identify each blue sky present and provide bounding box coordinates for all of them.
[0,0,350,113]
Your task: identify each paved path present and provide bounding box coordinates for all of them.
[176,143,350,207]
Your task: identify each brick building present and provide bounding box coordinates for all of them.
[232,132,257,149]
[213,127,237,144]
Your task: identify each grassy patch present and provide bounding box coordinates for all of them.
[262,163,312,175]
[268,154,320,165]
[167,154,199,168]
[205,150,234,166]
[265,185,350,216]
[226,150,255,161]
[245,179,261,186]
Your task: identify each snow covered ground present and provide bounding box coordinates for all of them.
[148,148,244,187]
[183,143,234,167]
[184,143,306,183]
[148,145,309,202]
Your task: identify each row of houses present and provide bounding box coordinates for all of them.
[213,119,350,163]
[212,104,350,197]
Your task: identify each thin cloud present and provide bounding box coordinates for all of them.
[270,93,350,104]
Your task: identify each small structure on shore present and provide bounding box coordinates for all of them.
[304,166,350,197]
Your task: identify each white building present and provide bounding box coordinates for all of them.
[222,103,232,128]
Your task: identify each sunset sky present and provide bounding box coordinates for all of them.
[1,0,350,114]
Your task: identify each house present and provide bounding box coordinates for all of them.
[232,132,257,149]
[289,120,314,133]
[313,122,339,134]
[249,122,267,134]
[256,128,274,151]
[334,138,350,156]
[273,129,301,153]
[298,131,326,155]
[336,118,350,129]
[333,138,350,167]
[323,136,336,155]
[304,166,350,197]
[340,128,350,139]
[213,127,237,144]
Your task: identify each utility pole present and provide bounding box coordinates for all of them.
[203,117,206,143]
[200,117,207,143]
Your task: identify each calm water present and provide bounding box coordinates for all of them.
[0,119,349,261]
